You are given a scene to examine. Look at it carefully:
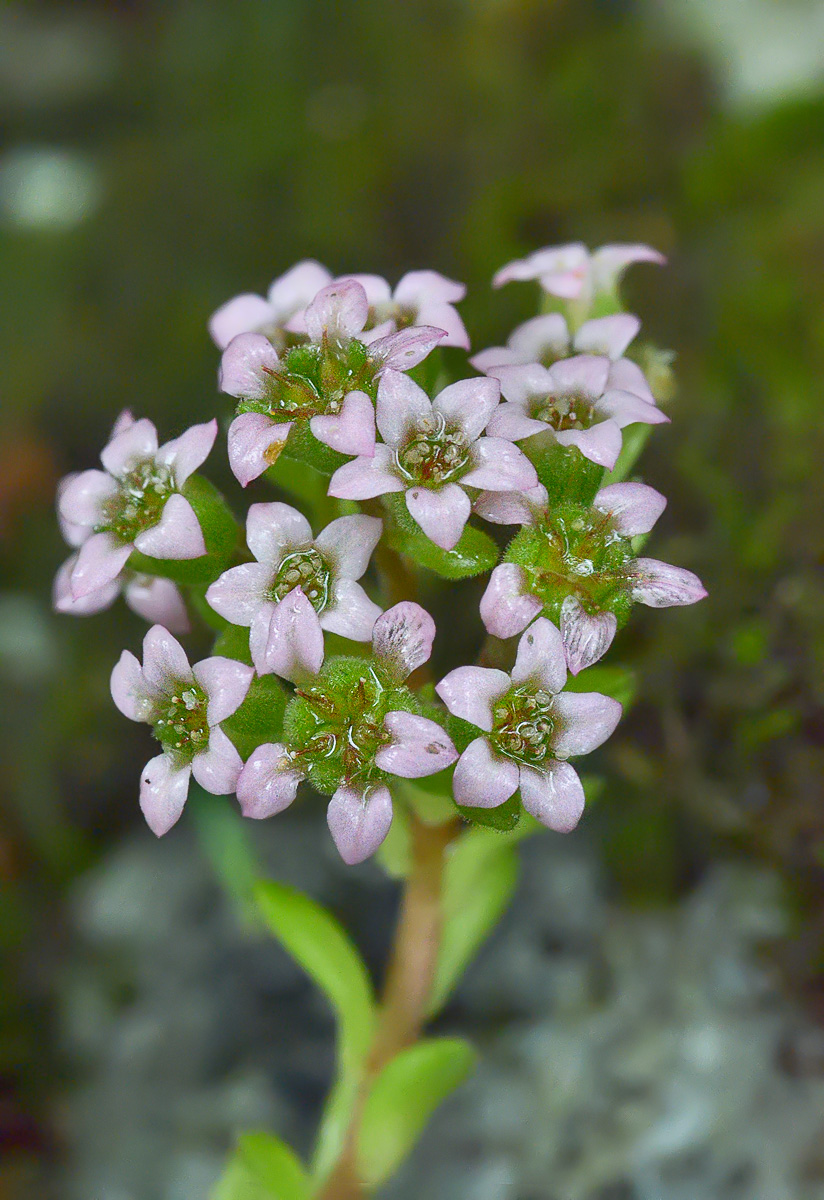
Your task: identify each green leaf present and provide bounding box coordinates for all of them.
[189,786,260,926]
[384,495,499,580]
[237,1132,311,1200]
[357,1038,477,1188]
[128,475,239,585]
[210,1161,273,1200]
[222,674,288,759]
[456,792,521,831]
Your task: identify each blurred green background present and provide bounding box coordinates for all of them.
[3,0,824,1196]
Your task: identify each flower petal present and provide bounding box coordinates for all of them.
[552,691,622,758]
[219,332,280,398]
[205,563,272,626]
[573,314,640,359]
[328,445,403,500]
[488,362,553,406]
[485,404,548,442]
[156,419,217,486]
[453,738,519,807]
[560,597,617,675]
[327,784,394,865]
[433,377,500,442]
[100,418,158,476]
[305,279,368,343]
[435,666,510,731]
[236,743,304,819]
[336,272,392,306]
[511,618,567,693]
[70,532,132,599]
[405,483,471,550]
[555,420,622,469]
[593,482,667,537]
[310,390,376,457]
[375,370,432,447]
[139,754,191,836]
[227,412,293,487]
[320,579,381,641]
[193,655,254,725]
[519,761,585,832]
[462,437,538,491]
[368,326,446,372]
[269,259,332,323]
[191,726,243,795]
[208,293,274,350]
[473,484,547,526]
[413,301,470,350]
[547,355,610,400]
[124,576,190,633]
[58,469,117,527]
[315,513,382,579]
[480,564,542,638]
[394,270,466,306]
[607,357,657,404]
[141,625,193,690]
[132,493,206,560]
[590,243,665,294]
[508,313,570,362]
[597,389,669,429]
[372,601,436,679]
[628,559,708,608]
[246,501,312,566]
[492,243,588,289]
[375,712,457,778]
[54,555,120,616]
[111,650,156,721]
[258,587,324,682]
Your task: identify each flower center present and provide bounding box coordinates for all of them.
[293,666,393,787]
[269,548,331,612]
[490,685,556,765]
[98,458,175,543]
[532,391,595,432]
[237,339,375,424]
[152,681,209,763]
[394,414,471,487]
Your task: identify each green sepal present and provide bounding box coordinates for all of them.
[524,438,604,507]
[456,792,521,832]
[222,675,288,759]
[213,622,253,665]
[446,713,485,755]
[383,494,499,580]
[356,1038,477,1189]
[128,474,239,585]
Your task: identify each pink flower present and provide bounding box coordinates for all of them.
[484,354,668,471]
[493,242,665,306]
[220,280,447,486]
[436,619,621,831]
[471,312,640,373]
[236,602,457,865]
[479,482,707,672]
[205,502,383,679]
[208,259,333,349]
[56,412,216,600]
[111,626,253,836]
[328,370,538,550]
[53,557,189,633]
[339,270,470,349]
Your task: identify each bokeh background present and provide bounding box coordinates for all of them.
[3,1,824,1197]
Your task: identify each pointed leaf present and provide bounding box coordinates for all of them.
[237,1132,311,1200]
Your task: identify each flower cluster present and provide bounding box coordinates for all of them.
[56,241,706,864]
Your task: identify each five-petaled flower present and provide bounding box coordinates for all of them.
[493,242,665,309]
[328,369,538,550]
[111,626,253,836]
[208,259,333,350]
[205,502,383,679]
[236,602,457,864]
[220,279,447,486]
[436,618,621,832]
[56,411,217,601]
[478,481,707,673]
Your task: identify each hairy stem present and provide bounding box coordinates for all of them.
[317,814,459,1200]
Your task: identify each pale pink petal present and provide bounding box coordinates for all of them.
[492,243,588,289]
[193,656,254,725]
[479,564,542,638]
[110,650,156,721]
[246,501,312,566]
[259,587,324,682]
[372,601,435,679]
[140,755,191,836]
[58,469,117,527]
[270,260,333,323]
[57,476,91,548]
[54,555,119,615]
[591,243,665,294]
[538,268,590,300]
[228,413,293,487]
[555,420,622,469]
[132,493,206,560]
[394,270,466,306]
[508,313,570,362]
[414,301,469,350]
[327,784,394,865]
[337,272,392,306]
[628,559,708,608]
[314,513,382,579]
[573,314,640,359]
[359,319,396,344]
[485,404,548,442]
[219,333,280,399]
[552,692,622,758]
[470,346,520,373]
[141,625,193,690]
[191,726,243,794]
[607,358,657,404]
[249,601,278,672]
[511,618,567,693]
[547,355,610,400]
[305,279,368,343]
[375,712,457,777]
[435,666,510,732]
[328,446,403,500]
[310,390,376,456]
[462,437,538,491]
[368,326,446,372]
[319,579,381,641]
[110,409,135,439]
[519,761,585,833]
[453,738,519,807]
[593,482,667,537]
[236,743,303,819]
[156,419,218,486]
[70,532,132,599]
[209,294,274,350]
[433,377,500,442]
[205,563,272,626]
[560,597,617,675]
[488,362,553,406]
[100,418,158,477]
[124,576,190,633]
[375,370,432,447]
[597,389,669,429]
[473,484,547,526]
[405,483,471,550]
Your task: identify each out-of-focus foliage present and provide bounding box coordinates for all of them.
[2,0,824,1193]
